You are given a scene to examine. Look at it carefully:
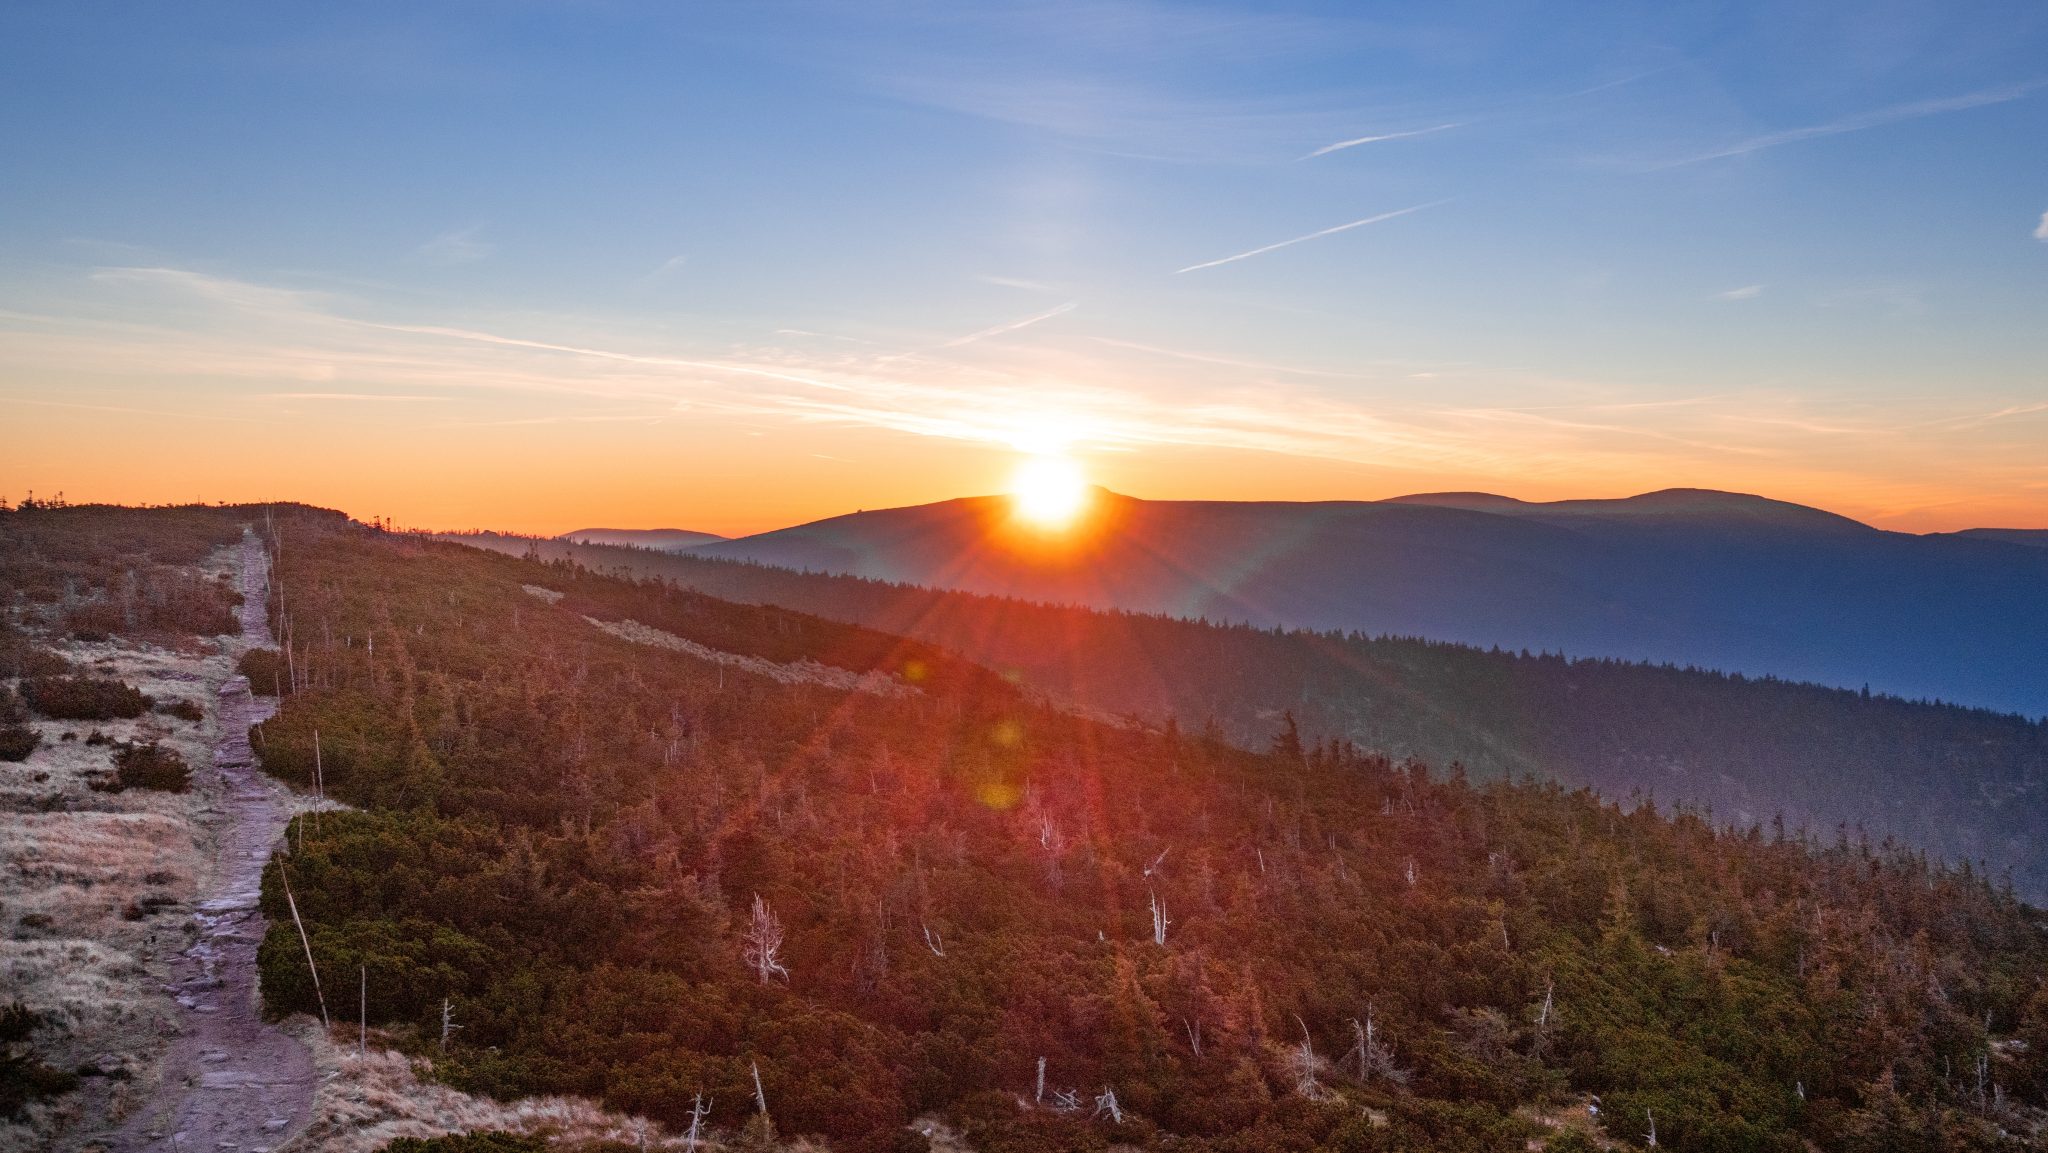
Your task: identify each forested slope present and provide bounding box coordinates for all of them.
[252,516,2048,1152]
[680,489,2048,716]
[446,533,2048,902]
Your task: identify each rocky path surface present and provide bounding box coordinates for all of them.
[110,532,315,1153]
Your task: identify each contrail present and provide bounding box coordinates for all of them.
[1304,123,1459,159]
[935,300,1079,349]
[1662,79,2044,166]
[1174,202,1444,274]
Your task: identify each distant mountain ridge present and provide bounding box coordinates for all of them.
[1382,486,1878,533]
[691,487,2048,717]
[1950,527,2048,549]
[559,526,726,551]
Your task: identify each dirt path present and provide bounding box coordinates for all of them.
[109,532,315,1153]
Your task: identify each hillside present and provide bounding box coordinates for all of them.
[244,513,2048,1151]
[1950,529,2048,551]
[447,533,2048,903]
[559,528,727,552]
[687,489,2048,717]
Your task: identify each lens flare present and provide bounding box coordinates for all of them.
[1010,455,1089,529]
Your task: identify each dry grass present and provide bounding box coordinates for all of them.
[279,1023,717,1153]
[277,1020,863,1153]
[585,616,917,699]
[0,551,239,1152]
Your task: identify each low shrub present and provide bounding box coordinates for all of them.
[238,647,291,696]
[0,724,37,762]
[138,572,242,636]
[112,741,191,793]
[120,895,179,921]
[64,601,127,641]
[20,675,151,720]
[0,1001,79,1119]
[2,645,71,680]
[158,697,204,722]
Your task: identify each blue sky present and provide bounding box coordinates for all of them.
[2,1,2045,533]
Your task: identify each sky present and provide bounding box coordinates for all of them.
[2,1,2045,537]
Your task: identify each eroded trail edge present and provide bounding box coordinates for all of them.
[112,531,314,1153]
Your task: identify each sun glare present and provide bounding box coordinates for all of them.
[1010,455,1090,529]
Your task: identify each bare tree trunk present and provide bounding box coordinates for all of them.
[277,858,328,1028]
[742,895,790,983]
[684,1093,709,1152]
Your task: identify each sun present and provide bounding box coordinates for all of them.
[1010,454,1090,529]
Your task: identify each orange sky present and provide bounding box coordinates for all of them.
[7,391,2043,538]
[3,269,2042,538]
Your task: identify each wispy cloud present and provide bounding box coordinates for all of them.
[1175,202,1442,274]
[1304,122,1459,159]
[1088,336,1357,379]
[976,274,1061,294]
[935,301,1078,349]
[1661,80,2044,167]
[637,254,688,284]
[1716,285,1764,301]
[1927,401,2048,431]
[258,391,452,402]
[419,226,492,264]
[2035,210,2048,241]
[0,394,274,424]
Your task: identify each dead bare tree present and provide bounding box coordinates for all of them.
[753,1060,769,1115]
[276,857,329,1028]
[1532,979,1556,1056]
[440,998,462,1053]
[1184,1016,1203,1057]
[1051,1088,1081,1112]
[1342,1006,1408,1086]
[923,922,946,957]
[1036,1056,1046,1105]
[1093,1087,1123,1123]
[741,895,790,983]
[1149,888,1170,946]
[1645,1108,1658,1147]
[1290,1016,1328,1099]
[684,1093,711,1152]
[1144,847,1170,878]
[310,727,324,838]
